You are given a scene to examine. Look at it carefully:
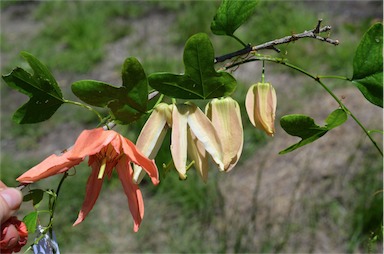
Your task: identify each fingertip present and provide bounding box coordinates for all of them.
[0,188,23,210]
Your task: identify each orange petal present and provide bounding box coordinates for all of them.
[121,137,159,185]
[171,104,189,179]
[69,128,120,159]
[73,157,105,226]
[116,157,144,232]
[17,153,83,183]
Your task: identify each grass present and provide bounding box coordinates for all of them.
[1,1,142,73]
[1,1,382,253]
[347,152,383,252]
[31,2,132,73]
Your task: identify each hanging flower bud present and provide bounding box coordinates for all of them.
[245,82,277,136]
[206,97,243,171]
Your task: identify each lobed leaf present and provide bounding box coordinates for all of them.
[71,57,148,124]
[211,0,259,36]
[352,23,383,107]
[2,52,65,124]
[279,109,347,154]
[148,33,237,99]
[325,108,348,129]
[23,189,45,208]
[121,57,148,113]
[71,80,121,107]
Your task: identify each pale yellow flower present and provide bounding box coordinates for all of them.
[134,102,223,182]
[245,82,277,136]
[206,97,243,171]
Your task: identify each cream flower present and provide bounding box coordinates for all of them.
[206,97,243,171]
[133,102,224,182]
[245,82,277,136]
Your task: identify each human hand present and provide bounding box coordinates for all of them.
[0,181,27,253]
[0,181,23,224]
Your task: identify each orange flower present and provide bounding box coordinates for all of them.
[1,216,28,254]
[17,128,159,232]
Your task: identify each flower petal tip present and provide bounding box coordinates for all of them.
[179,173,187,180]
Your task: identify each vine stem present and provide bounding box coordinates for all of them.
[224,56,383,156]
[64,99,103,122]
[230,34,247,47]
[48,172,69,234]
[316,75,351,81]
[25,172,68,253]
[280,60,383,156]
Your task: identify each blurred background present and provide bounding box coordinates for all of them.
[1,1,383,253]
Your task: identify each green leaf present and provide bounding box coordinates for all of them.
[280,114,327,139]
[72,57,148,124]
[279,109,348,154]
[352,23,383,107]
[211,0,259,36]
[2,51,65,124]
[121,57,148,112]
[148,33,237,99]
[23,211,38,234]
[23,189,45,208]
[325,108,348,129]
[71,80,121,107]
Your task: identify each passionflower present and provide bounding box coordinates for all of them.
[0,216,28,254]
[133,102,223,182]
[245,82,277,136]
[17,128,159,232]
[206,97,243,172]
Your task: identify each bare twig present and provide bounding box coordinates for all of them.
[214,19,339,64]
[252,25,339,52]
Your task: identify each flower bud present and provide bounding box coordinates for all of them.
[1,216,28,254]
[245,82,277,136]
[206,97,243,171]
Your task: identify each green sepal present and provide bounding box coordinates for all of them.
[279,109,347,154]
[211,0,259,36]
[352,23,383,107]
[71,57,148,124]
[2,51,65,124]
[148,33,237,99]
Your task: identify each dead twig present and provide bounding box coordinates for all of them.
[214,19,339,64]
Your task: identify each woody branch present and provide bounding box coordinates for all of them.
[214,19,339,64]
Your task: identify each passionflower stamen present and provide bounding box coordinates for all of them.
[98,157,107,179]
